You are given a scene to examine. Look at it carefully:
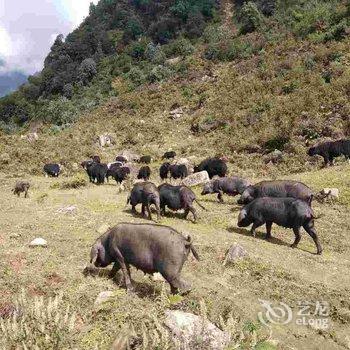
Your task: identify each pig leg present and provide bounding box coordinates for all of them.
[322,155,330,167]
[184,205,197,222]
[251,221,263,237]
[303,223,322,255]
[163,273,191,295]
[160,204,166,216]
[112,248,134,293]
[109,261,120,278]
[265,222,273,239]
[141,204,146,217]
[154,201,161,221]
[291,227,301,248]
[217,191,224,203]
[131,204,137,214]
[146,203,153,221]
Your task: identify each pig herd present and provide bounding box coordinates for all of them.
[14,138,350,294]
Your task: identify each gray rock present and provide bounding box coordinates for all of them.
[165,310,230,350]
[223,243,248,266]
[57,205,77,214]
[170,107,184,120]
[181,171,210,187]
[29,238,47,247]
[98,134,112,147]
[321,188,339,199]
[94,291,114,307]
[165,57,181,66]
[119,150,140,162]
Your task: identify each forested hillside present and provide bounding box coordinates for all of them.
[1,0,350,174]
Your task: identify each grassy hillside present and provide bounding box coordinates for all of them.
[1,0,350,176]
[1,2,350,349]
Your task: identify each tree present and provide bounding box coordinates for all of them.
[78,58,97,85]
[239,1,264,34]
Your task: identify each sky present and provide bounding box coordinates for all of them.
[0,0,99,76]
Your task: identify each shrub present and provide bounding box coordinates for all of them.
[281,81,299,94]
[148,65,172,82]
[145,42,166,63]
[264,137,289,152]
[165,37,195,57]
[239,2,264,34]
[126,67,146,86]
[78,58,97,85]
[60,174,87,189]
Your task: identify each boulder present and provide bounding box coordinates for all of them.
[181,171,210,187]
[120,150,140,162]
[169,107,184,120]
[165,57,181,66]
[165,310,229,350]
[27,132,39,143]
[321,188,339,200]
[223,243,248,266]
[96,224,111,235]
[57,205,77,214]
[98,134,112,147]
[94,291,114,307]
[29,238,47,247]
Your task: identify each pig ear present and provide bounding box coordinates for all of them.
[90,244,100,264]
[238,209,247,221]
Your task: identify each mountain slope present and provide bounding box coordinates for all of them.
[0,0,350,172]
[0,71,27,97]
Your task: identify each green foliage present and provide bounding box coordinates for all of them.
[239,1,265,34]
[164,37,195,57]
[204,26,263,61]
[148,65,172,82]
[264,137,289,152]
[126,67,147,86]
[60,174,88,189]
[145,42,166,64]
[1,0,350,131]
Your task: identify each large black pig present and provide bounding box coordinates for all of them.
[237,197,322,254]
[87,223,199,294]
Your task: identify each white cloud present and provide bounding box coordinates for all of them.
[60,0,99,27]
[0,0,99,75]
[0,27,12,57]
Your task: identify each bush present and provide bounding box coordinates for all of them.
[148,65,172,82]
[165,37,195,57]
[145,42,166,63]
[78,58,97,85]
[281,80,299,94]
[126,67,146,86]
[239,2,264,34]
[60,174,87,189]
[264,137,289,152]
